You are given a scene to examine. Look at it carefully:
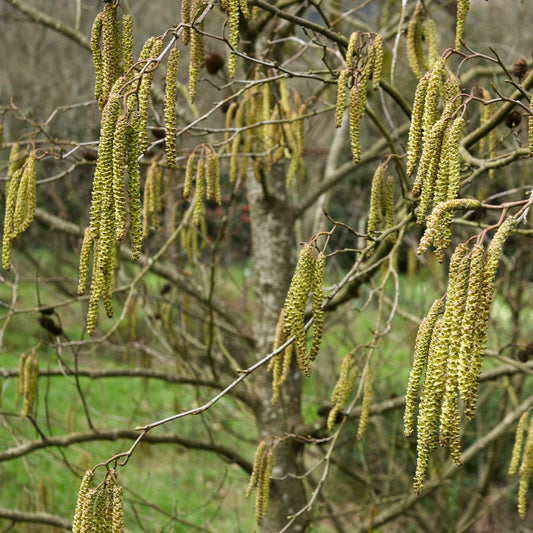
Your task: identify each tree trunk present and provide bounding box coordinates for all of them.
[246,166,309,532]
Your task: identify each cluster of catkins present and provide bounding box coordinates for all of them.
[81,3,186,334]
[246,439,274,524]
[184,145,221,226]
[2,147,36,271]
[406,55,476,261]
[225,77,305,186]
[335,32,383,164]
[268,244,325,403]
[72,469,124,533]
[407,0,469,79]
[404,216,517,493]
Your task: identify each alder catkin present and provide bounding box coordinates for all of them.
[78,227,94,295]
[283,243,316,377]
[121,14,133,77]
[111,114,128,241]
[367,164,385,235]
[356,366,372,440]
[127,112,142,260]
[164,47,179,168]
[72,471,95,533]
[371,34,383,90]
[406,8,424,78]
[518,418,533,519]
[309,252,326,362]
[349,84,361,164]
[406,73,430,176]
[455,0,470,49]
[404,298,444,437]
[328,349,359,431]
[227,0,240,77]
[509,411,529,476]
[91,12,104,105]
[413,318,444,493]
[457,242,485,418]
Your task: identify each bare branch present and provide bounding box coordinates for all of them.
[3,0,90,51]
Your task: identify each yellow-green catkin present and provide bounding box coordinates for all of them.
[72,471,95,533]
[111,485,124,532]
[12,150,37,238]
[406,7,425,78]
[455,0,470,49]
[417,198,480,257]
[127,112,142,260]
[138,38,163,154]
[414,118,448,223]
[518,417,533,519]
[439,246,470,463]
[181,0,191,44]
[79,487,98,531]
[423,57,445,139]
[421,19,438,68]
[509,411,530,476]
[372,34,383,90]
[78,227,94,295]
[227,0,240,77]
[206,150,221,203]
[91,12,104,105]
[246,440,274,523]
[367,164,386,235]
[246,440,268,499]
[407,73,430,177]
[457,242,485,418]
[2,166,23,270]
[269,308,293,404]
[328,348,359,431]
[413,318,444,493]
[255,447,273,524]
[192,157,205,226]
[164,47,179,169]
[473,216,517,373]
[17,352,28,397]
[356,366,372,440]
[385,175,395,230]
[349,84,361,164]
[112,114,128,241]
[283,243,316,377]
[188,25,204,102]
[309,252,326,362]
[121,14,133,77]
[184,152,196,198]
[101,3,120,110]
[20,354,38,419]
[404,298,445,437]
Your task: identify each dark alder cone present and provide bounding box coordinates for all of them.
[204,52,225,74]
[504,110,522,128]
[151,127,166,140]
[512,58,528,79]
[518,342,533,362]
[81,148,98,161]
[159,283,171,295]
[38,315,63,336]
